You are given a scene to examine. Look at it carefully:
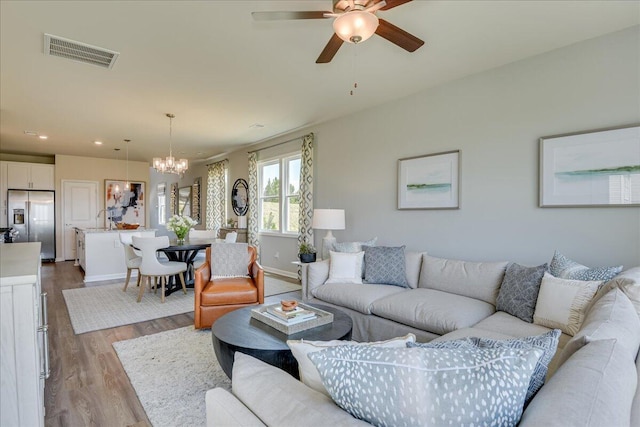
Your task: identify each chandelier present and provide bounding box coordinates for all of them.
[153,113,188,175]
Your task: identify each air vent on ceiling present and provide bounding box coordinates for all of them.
[44,33,119,69]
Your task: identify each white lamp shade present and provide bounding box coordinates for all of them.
[312,209,345,230]
[333,11,379,44]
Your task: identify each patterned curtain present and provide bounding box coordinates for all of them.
[206,160,227,233]
[247,152,260,258]
[298,133,314,249]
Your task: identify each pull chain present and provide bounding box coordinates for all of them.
[350,43,358,96]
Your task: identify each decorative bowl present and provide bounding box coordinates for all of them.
[280,300,298,312]
[116,223,140,230]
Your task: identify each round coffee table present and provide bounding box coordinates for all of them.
[212,304,352,379]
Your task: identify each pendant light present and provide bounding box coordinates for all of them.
[153,113,189,175]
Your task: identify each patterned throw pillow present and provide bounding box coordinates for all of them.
[549,250,622,281]
[533,272,601,336]
[286,334,416,397]
[408,329,561,405]
[324,251,364,284]
[331,238,377,253]
[210,243,249,277]
[496,263,548,323]
[362,245,409,287]
[309,345,542,427]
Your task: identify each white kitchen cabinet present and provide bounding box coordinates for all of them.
[6,162,55,190]
[0,161,7,227]
[0,242,48,427]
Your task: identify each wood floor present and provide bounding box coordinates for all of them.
[42,261,300,427]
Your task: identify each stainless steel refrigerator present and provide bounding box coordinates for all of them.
[7,190,55,260]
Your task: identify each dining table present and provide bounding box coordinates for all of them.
[149,238,223,296]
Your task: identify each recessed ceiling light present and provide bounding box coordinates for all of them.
[94,141,103,145]
[38,135,48,140]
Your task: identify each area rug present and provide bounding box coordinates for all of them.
[64,276,301,334]
[113,326,230,427]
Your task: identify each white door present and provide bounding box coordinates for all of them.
[63,180,98,260]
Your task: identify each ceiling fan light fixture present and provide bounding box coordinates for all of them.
[333,10,379,44]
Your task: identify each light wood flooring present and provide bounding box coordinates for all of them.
[42,261,300,427]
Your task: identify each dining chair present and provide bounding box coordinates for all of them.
[224,231,238,243]
[119,232,142,292]
[189,229,218,270]
[131,236,188,303]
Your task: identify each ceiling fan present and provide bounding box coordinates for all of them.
[252,0,424,63]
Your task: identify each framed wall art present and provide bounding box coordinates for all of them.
[105,180,146,226]
[539,124,640,207]
[397,150,460,210]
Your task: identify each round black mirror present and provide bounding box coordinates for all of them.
[232,178,249,216]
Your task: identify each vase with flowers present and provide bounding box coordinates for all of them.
[167,215,197,244]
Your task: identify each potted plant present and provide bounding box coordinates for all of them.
[298,242,317,263]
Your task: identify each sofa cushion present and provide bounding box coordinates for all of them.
[549,250,622,281]
[404,251,425,289]
[331,238,377,253]
[205,388,266,427]
[312,283,406,314]
[201,278,257,306]
[286,334,416,397]
[408,330,561,405]
[432,327,514,342]
[231,353,368,426]
[362,245,409,287]
[519,339,637,427]
[632,353,640,427]
[309,345,542,427]
[533,272,601,336]
[592,266,640,317]
[325,251,364,284]
[418,255,508,304]
[559,288,640,366]
[496,262,547,323]
[370,288,495,335]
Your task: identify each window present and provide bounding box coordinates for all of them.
[258,154,301,234]
[157,183,166,225]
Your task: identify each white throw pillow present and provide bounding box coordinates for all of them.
[324,251,364,284]
[287,334,416,396]
[533,272,601,336]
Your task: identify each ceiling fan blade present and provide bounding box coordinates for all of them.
[251,11,332,21]
[316,33,344,64]
[365,0,387,13]
[375,18,424,52]
[380,0,412,11]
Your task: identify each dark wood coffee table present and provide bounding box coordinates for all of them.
[212,304,352,379]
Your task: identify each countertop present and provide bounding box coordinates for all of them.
[75,227,157,234]
[0,242,41,286]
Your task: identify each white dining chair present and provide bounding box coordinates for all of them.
[224,231,238,243]
[189,229,218,270]
[119,232,142,292]
[131,236,188,303]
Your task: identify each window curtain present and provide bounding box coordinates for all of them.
[206,160,227,233]
[247,152,260,257]
[297,133,314,248]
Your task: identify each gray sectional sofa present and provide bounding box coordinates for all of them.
[206,252,640,426]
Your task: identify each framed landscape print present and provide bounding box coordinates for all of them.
[105,180,146,226]
[539,124,640,207]
[397,150,460,210]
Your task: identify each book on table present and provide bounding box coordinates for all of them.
[266,305,316,323]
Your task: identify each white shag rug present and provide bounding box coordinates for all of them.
[64,276,300,334]
[113,326,231,427]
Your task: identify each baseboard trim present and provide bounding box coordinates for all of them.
[263,266,298,280]
[84,271,138,284]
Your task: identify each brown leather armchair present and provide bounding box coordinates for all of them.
[193,245,264,329]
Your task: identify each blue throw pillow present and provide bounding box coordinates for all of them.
[549,250,622,281]
[362,245,409,287]
[309,345,542,427]
[408,329,561,405]
[496,262,548,323]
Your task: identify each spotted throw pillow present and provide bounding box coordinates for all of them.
[549,250,622,281]
[309,345,542,427]
[496,263,548,323]
[362,245,409,287]
[408,329,561,405]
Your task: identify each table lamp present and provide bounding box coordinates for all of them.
[312,209,345,260]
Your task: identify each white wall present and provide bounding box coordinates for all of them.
[228,26,640,272]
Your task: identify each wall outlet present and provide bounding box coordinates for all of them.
[274,252,279,259]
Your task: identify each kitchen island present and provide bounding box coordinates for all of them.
[75,228,156,283]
